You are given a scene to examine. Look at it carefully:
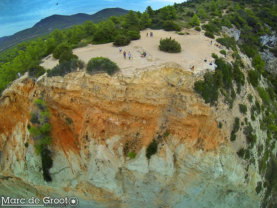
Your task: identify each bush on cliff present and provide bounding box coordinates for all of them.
[87,57,119,75]
[159,38,181,53]
[47,59,84,77]
[146,140,158,159]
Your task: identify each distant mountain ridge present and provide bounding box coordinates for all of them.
[0,8,128,52]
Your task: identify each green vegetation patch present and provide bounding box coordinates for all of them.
[159,38,181,53]
[146,140,158,159]
[47,59,84,77]
[87,57,119,75]
[28,97,53,182]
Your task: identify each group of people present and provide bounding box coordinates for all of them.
[204,58,213,66]
[119,47,131,60]
[146,32,153,37]
[119,47,147,59]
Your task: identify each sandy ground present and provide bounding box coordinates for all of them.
[40,29,224,76]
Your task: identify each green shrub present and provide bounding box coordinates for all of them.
[127,30,141,40]
[47,59,83,77]
[53,43,76,63]
[30,113,40,124]
[194,72,219,105]
[41,148,53,182]
[212,53,218,59]
[146,140,158,159]
[159,38,181,53]
[247,94,253,102]
[248,70,259,87]
[252,54,264,72]
[244,123,257,148]
[230,117,240,142]
[216,37,236,51]
[28,66,46,78]
[128,152,136,159]
[218,122,223,129]
[28,126,41,137]
[237,148,245,158]
[113,34,130,46]
[178,32,185,35]
[204,31,215,39]
[195,26,201,31]
[220,50,227,56]
[239,104,247,114]
[163,21,181,31]
[87,57,119,75]
[202,22,220,34]
[258,87,271,105]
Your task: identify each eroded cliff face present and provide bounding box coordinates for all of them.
[0,66,260,207]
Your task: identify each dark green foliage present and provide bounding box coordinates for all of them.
[30,113,40,124]
[244,123,257,148]
[53,43,71,59]
[216,37,236,51]
[29,97,53,182]
[65,117,73,125]
[194,72,219,105]
[24,142,29,148]
[247,94,253,103]
[163,21,181,31]
[113,34,130,46]
[47,59,83,77]
[239,104,247,114]
[252,54,264,72]
[127,30,141,40]
[220,50,226,56]
[41,148,53,182]
[258,87,271,105]
[218,122,222,129]
[195,26,201,31]
[230,117,240,142]
[237,148,245,158]
[28,66,46,78]
[87,57,119,75]
[202,22,220,34]
[189,14,200,27]
[159,6,177,21]
[146,140,158,159]
[159,38,181,53]
[204,31,215,39]
[240,44,258,58]
[248,70,260,87]
[93,20,116,43]
[212,53,218,59]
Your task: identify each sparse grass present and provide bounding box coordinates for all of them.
[128,152,136,159]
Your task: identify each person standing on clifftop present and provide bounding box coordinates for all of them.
[123,51,126,59]
[119,47,122,53]
[128,51,131,60]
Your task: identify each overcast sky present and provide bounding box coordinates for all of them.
[0,0,184,37]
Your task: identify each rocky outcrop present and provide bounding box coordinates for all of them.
[222,26,241,41]
[260,49,277,75]
[0,66,260,207]
[260,32,277,48]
